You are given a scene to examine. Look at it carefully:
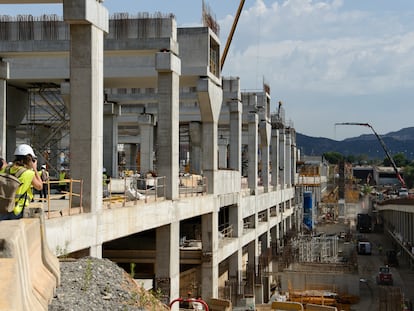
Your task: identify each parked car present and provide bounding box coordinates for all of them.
[376,266,393,285]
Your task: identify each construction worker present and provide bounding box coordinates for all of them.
[103,167,110,198]
[59,167,68,199]
[39,164,50,200]
[0,144,43,220]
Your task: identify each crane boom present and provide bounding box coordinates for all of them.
[335,122,406,188]
[220,0,245,71]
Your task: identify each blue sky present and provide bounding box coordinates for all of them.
[2,0,414,140]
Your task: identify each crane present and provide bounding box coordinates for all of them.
[220,0,245,70]
[335,122,407,188]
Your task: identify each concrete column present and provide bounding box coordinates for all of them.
[229,101,242,171]
[279,131,286,189]
[189,122,202,174]
[103,102,120,178]
[197,78,223,194]
[228,250,243,305]
[0,61,8,158]
[285,132,292,186]
[201,212,219,299]
[271,128,279,189]
[129,144,138,171]
[218,136,228,168]
[248,113,258,193]
[155,222,180,310]
[155,51,180,200]
[6,86,29,160]
[229,203,242,238]
[259,121,271,192]
[64,0,108,217]
[290,132,297,187]
[247,240,257,295]
[138,114,155,174]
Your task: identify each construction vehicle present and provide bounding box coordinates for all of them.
[335,122,407,188]
[357,240,372,255]
[357,213,372,233]
[376,266,393,285]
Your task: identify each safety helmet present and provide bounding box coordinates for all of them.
[14,144,36,159]
[41,164,46,169]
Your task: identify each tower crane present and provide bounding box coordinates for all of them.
[335,122,407,188]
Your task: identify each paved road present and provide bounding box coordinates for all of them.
[317,223,414,310]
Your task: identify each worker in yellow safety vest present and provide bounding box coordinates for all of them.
[0,144,43,220]
[59,167,69,199]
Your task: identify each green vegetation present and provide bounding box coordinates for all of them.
[81,258,93,291]
[55,241,70,258]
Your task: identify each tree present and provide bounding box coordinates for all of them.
[403,162,414,189]
[383,152,409,167]
[323,152,344,164]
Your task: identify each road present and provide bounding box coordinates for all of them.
[317,222,414,310]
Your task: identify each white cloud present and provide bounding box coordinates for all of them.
[219,0,414,139]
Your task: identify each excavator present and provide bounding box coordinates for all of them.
[335,122,407,188]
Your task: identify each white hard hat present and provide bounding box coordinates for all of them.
[14,144,36,159]
[41,164,46,169]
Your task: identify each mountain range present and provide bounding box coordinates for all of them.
[296,127,414,161]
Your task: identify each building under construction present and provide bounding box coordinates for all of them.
[0,2,302,309]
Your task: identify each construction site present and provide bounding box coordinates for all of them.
[0,1,414,311]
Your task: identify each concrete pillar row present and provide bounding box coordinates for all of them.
[228,101,242,172]
[138,114,156,175]
[248,113,258,193]
[0,61,8,158]
[189,122,202,174]
[103,102,120,178]
[259,120,271,192]
[271,128,279,189]
[155,51,181,200]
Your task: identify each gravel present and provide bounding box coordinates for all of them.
[49,257,169,311]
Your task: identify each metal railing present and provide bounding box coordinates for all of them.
[34,173,210,218]
[105,175,166,208]
[36,178,83,219]
[179,175,207,197]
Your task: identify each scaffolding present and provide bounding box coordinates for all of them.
[22,83,70,176]
[292,234,339,263]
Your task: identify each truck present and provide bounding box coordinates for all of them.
[376,266,393,285]
[357,213,372,233]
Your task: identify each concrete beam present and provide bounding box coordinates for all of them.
[63,0,108,33]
